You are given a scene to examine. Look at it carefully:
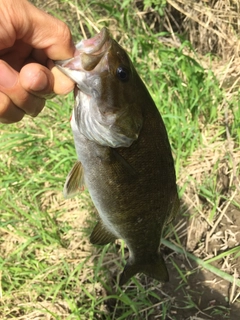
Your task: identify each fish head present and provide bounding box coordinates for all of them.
[56,28,143,148]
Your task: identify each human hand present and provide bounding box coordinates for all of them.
[0,0,75,124]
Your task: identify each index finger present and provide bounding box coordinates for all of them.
[1,0,75,60]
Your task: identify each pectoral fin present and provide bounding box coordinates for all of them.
[63,161,84,199]
[111,148,137,176]
[90,220,117,245]
[119,253,169,286]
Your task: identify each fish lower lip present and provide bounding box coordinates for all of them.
[55,28,110,70]
[76,27,109,54]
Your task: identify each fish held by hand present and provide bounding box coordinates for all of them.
[56,27,179,286]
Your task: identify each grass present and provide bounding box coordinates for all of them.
[1,0,240,319]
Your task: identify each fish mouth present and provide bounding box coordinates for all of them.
[55,28,111,73]
[75,27,110,54]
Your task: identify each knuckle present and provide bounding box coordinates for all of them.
[57,22,73,47]
[0,92,11,115]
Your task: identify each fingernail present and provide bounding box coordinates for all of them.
[30,70,48,91]
[0,62,18,88]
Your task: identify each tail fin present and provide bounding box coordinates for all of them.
[119,253,169,286]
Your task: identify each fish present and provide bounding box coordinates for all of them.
[56,28,179,286]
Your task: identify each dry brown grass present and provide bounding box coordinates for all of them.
[164,0,240,57]
[143,0,240,89]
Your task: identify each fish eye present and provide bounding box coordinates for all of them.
[116,66,129,82]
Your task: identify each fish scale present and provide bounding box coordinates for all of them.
[56,27,179,285]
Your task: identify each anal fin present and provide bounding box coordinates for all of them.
[90,220,117,245]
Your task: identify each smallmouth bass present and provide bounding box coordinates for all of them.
[56,28,179,285]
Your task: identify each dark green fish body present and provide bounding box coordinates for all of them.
[56,28,179,285]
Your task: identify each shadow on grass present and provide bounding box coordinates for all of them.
[88,200,240,320]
